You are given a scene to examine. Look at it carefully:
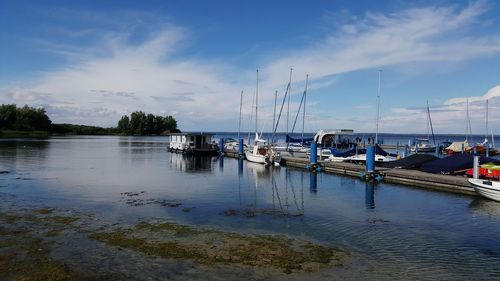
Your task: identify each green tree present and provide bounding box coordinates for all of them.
[117,115,130,134]
[0,104,17,129]
[130,111,146,135]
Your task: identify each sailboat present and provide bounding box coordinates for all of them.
[245,69,281,166]
[273,74,313,158]
[445,99,472,154]
[411,101,436,153]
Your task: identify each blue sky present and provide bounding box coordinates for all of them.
[1,0,500,134]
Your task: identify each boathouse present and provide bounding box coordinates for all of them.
[168,133,219,155]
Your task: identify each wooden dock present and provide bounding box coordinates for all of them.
[224,149,475,196]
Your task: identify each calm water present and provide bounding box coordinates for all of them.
[1,136,500,280]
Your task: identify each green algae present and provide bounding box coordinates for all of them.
[89,220,348,274]
[0,220,76,281]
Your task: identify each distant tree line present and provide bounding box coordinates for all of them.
[0,104,51,131]
[117,111,180,135]
[0,104,180,136]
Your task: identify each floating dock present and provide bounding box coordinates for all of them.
[224,149,475,196]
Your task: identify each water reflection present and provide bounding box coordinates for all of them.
[309,173,317,193]
[365,182,375,209]
[169,153,214,173]
[0,140,49,171]
[469,198,500,218]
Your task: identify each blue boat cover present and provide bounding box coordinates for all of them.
[381,154,437,169]
[286,135,314,144]
[419,154,494,174]
[330,144,396,157]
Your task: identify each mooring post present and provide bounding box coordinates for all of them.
[403,145,408,158]
[310,142,318,165]
[461,143,464,154]
[238,138,244,157]
[486,145,489,157]
[434,145,439,157]
[473,146,477,156]
[366,145,375,174]
[473,155,480,179]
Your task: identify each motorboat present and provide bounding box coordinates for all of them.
[245,133,280,166]
[468,178,500,202]
[410,138,436,153]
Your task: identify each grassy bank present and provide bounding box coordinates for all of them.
[0,130,50,138]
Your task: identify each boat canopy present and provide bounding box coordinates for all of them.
[330,144,395,157]
[380,154,437,169]
[419,154,493,174]
[446,141,470,152]
[285,134,314,145]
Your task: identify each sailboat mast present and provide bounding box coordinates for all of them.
[426,100,430,140]
[273,90,277,143]
[375,69,382,145]
[286,68,293,148]
[238,90,243,139]
[427,101,436,145]
[486,99,489,142]
[466,98,472,141]
[255,69,259,135]
[302,74,309,141]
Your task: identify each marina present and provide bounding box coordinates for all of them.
[1,136,500,280]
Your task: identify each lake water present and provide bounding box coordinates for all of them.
[1,136,500,280]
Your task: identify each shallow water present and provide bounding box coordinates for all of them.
[1,136,500,280]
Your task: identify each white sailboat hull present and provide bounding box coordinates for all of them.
[469,179,500,202]
[245,150,268,164]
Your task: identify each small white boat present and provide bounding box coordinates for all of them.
[468,178,500,202]
[348,154,397,163]
[410,138,436,153]
[245,134,281,166]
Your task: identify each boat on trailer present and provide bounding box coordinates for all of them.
[168,133,219,155]
[468,178,500,202]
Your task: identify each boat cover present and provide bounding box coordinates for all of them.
[446,141,470,152]
[419,154,494,174]
[380,154,438,169]
[330,144,396,157]
[286,135,314,144]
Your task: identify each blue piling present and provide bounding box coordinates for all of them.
[219,138,224,155]
[403,145,408,158]
[473,146,477,156]
[366,145,375,173]
[310,142,318,165]
[434,145,439,157]
[238,138,244,157]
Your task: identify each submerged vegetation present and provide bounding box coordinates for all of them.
[0,104,180,137]
[0,204,348,278]
[88,220,347,274]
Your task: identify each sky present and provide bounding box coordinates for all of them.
[1,0,500,134]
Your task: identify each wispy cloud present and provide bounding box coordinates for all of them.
[2,1,500,133]
[262,1,500,87]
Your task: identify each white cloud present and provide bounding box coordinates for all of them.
[261,1,500,88]
[2,1,500,133]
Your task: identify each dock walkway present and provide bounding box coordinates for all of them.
[224,149,475,196]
